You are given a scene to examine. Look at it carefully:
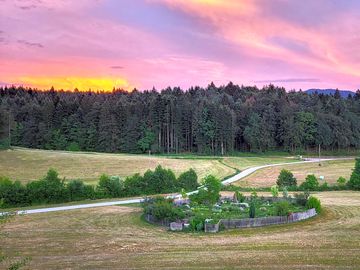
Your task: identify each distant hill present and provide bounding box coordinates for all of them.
[305,89,355,98]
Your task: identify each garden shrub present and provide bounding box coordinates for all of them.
[250,190,258,201]
[300,174,319,191]
[282,186,289,199]
[189,215,205,231]
[306,196,321,213]
[234,191,245,202]
[143,197,185,222]
[275,200,290,216]
[270,185,279,197]
[249,201,256,218]
[294,191,310,206]
[277,169,297,187]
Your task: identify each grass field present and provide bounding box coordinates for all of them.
[235,159,355,188]
[222,156,299,170]
[1,191,359,269]
[0,148,298,184]
[0,148,237,184]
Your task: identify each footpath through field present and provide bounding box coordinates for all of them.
[0,157,352,216]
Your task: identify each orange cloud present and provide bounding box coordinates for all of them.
[15,76,133,92]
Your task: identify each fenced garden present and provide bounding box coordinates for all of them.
[142,175,321,233]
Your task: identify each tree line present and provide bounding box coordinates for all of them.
[1,84,360,154]
[0,166,198,208]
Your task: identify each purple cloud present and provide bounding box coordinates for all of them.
[254,78,321,83]
[17,39,43,48]
[110,66,124,69]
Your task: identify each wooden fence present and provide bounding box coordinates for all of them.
[144,214,171,227]
[205,208,317,233]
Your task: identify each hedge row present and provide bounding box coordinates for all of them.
[0,166,199,208]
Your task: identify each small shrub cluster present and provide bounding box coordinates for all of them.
[294,191,310,206]
[142,197,185,221]
[274,200,290,216]
[306,196,322,213]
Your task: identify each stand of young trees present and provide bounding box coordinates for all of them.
[1,84,360,154]
[0,166,199,208]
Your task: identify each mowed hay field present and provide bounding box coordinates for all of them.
[1,191,359,269]
[222,156,299,170]
[0,148,236,184]
[235,159,355,188]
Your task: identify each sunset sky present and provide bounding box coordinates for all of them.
[1,0,359,91]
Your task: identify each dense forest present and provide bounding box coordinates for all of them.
[0,83,360,155]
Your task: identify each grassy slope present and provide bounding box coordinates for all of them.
[0,148,236,184]
[1,191,359,269]
[0,148,297,184]
[235,159,355,188]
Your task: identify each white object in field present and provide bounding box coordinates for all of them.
[319,176,325,181]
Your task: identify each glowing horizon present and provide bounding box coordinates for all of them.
[1,0,359,91]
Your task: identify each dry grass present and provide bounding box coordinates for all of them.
[0,148,235,184]
[1,191,359,269]
[235,159,355,188]
[222,156,298,170]
[0,148,299,185]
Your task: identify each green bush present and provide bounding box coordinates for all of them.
[190,175,221,205]
[124,173,145,196]
[348,158,360,190]
[67,180,95,201]
[282,186,289,199]
[189,215,205,231]
[300,174,319,191]
[26,168,68,204]
[143,197,185,222]
[177,169,198,191]
[294,191,310,206]
[66,142,80,152]
[0,177,28,207]
[143,165,177,194]
[337,176,347,187]
[270,185,279,197]
[234,191,245,202]
[319,181,329,191]
[274,200,290,216]
[306,196,321,213]
[276,169,297,187]
[97,174,124,198]
[249,201,256,218]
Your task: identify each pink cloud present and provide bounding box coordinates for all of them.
[0,0,359,91]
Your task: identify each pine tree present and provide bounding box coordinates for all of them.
[348,158,360,190]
